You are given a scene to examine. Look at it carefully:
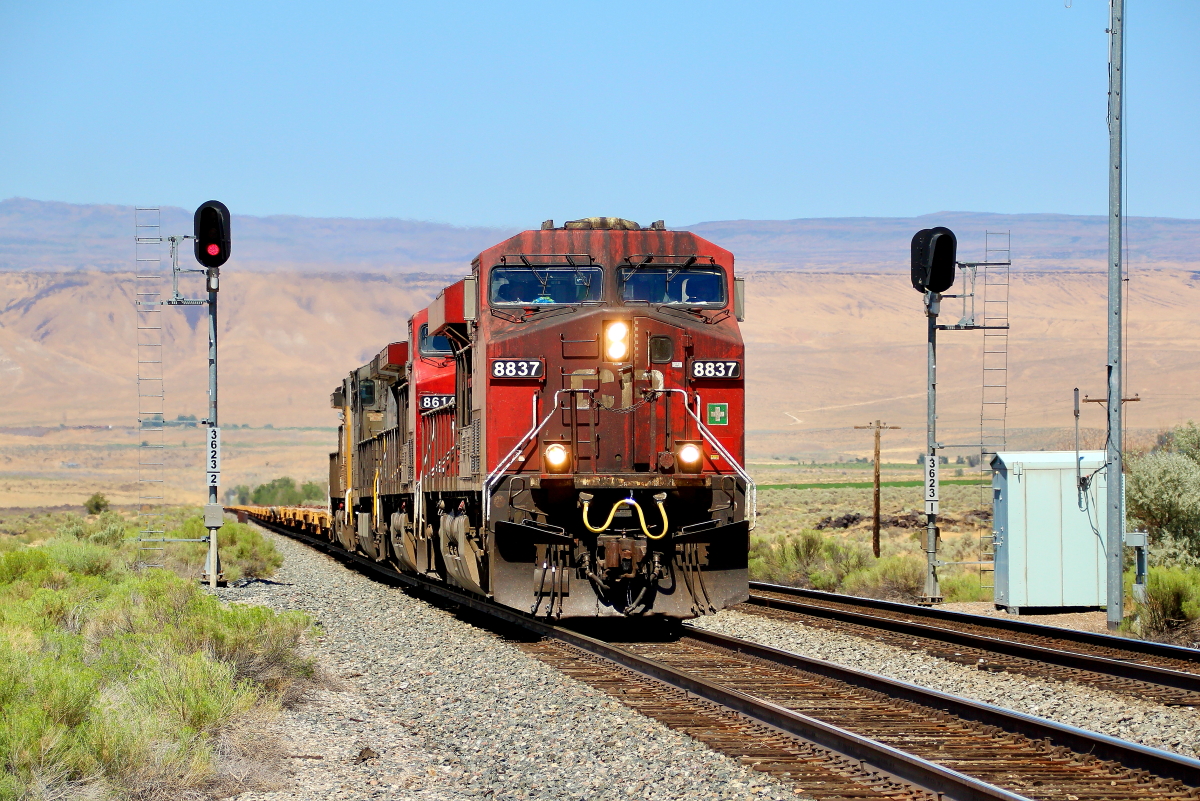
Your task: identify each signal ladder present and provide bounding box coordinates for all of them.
[978,231,1011,590]
[134,208,206,566]
[134,208,168,564]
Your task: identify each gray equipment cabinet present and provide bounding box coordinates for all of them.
[991,451,1108,613]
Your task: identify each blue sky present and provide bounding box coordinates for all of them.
[0,1,1195,227]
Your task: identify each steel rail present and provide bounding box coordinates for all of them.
[242,516,1200,797]
[749,581,1200,674]
[745,587,1200,697]
[246,516,1022,800]
[683,627,1200,788]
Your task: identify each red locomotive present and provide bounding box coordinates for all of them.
[327,217,754,618]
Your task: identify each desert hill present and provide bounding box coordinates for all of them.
[2,199,1199,504]
[2,267,1196,448]
[5,198,1199,274]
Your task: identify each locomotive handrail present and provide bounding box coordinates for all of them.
[662,388,756,530]
[482,389,568,530]
[483,388,756,532]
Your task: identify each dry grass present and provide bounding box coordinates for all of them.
[750,482,994,603]
[1124,567,1200,647]
[0,509,322,800]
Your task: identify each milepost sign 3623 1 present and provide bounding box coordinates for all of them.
[924,453,939,516]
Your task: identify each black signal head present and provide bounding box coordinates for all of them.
[910,226,957,294]
[194,200,231,269]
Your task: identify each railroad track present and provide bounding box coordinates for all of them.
[745,582,1200,706]
[243,516,1200,801]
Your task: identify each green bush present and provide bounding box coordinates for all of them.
[940,572,992,603]
[84,493,109,515]
[1126,451,1200,553]
[750,528,987,603]
[1126,420,1200,561]
[0,539,316,798]
[748,530,826,584]
[841,555,924,602]
[1128,567,1200,640]
[1168,420,1200,464]
[248,477,324,507]
[58,513,88,540]
[57,511,131,548]
[166,516,283,582]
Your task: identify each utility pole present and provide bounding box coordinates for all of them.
[855,420,900,558]
[1105,0,1125,631]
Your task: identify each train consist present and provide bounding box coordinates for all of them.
[238,217,754,618]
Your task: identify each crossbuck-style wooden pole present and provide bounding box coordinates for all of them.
[854,420,901,558]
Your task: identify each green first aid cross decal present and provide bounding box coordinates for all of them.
[706,402,729,426]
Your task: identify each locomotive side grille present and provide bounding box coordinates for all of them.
[459,419,481,478]
[401,438,414,484]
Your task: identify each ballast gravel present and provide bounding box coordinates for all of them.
[219,529,800,801]
[688,608,1200,760]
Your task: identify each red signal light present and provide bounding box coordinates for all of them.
[206,243,220,256]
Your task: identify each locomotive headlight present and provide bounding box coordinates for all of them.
[675,441,703,474]
[604,320,630,362]
[544,442,571,473]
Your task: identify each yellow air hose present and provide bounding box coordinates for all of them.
[581,497,669,540]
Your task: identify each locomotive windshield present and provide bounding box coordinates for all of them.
[620,266,725,307]
[489,266,603,306]
[419,323,452,355]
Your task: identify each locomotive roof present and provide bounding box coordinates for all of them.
[476,225,733,270]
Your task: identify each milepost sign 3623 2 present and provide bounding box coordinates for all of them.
[207,426,220,488]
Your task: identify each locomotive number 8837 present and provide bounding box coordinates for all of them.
[325,216,754,619]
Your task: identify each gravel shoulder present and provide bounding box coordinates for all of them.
[221,527,799,801]
[689,609,1200,759]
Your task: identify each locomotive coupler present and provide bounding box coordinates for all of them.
[595,534,646,579]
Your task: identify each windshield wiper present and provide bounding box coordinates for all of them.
[619,254,699,289]
[490,304,586,325]
[653,304,720,324]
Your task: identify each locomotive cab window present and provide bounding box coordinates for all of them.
[620,266,725,307]
[419,323,453,356]
[649,336,674,364]
[358,379,376,406]
[489,265,603,306]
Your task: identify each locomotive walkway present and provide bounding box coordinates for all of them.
[743,583,1200,707]
[245,515,1200,801]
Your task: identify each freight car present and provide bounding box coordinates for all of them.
[250,217,755,619]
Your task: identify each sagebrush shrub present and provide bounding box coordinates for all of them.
[1126,451,1200,554]
[1132,567,1200,639]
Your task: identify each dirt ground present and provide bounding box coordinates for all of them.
[940,601,1111,635]
[0,425,334,508]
